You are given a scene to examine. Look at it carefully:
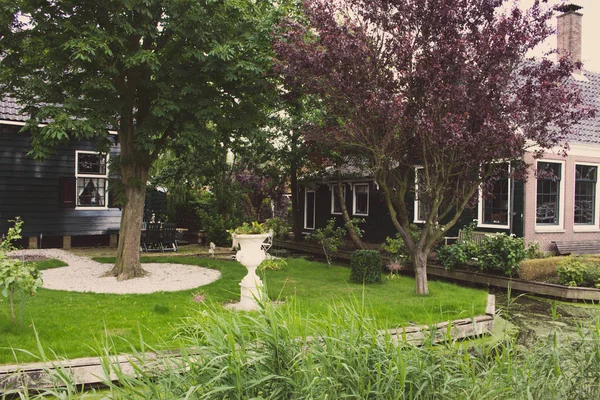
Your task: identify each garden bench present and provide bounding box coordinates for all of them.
[444,230,493,246]
[552,240,600,256]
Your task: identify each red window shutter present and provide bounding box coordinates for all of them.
[59,177,76,208]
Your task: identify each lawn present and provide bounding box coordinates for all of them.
[0,253,487,364]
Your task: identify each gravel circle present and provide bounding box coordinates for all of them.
[8,249,222,294]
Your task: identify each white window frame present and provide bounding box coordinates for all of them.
[75,150,109,210]
[352,183,369,216]
[478,164,511,229]
[573,162,600,232]
[331,184,346,215]
[304,189,316,230]
[535,159,565,232]
[413,166,426,223]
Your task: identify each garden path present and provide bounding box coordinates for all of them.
[8,249,221,294]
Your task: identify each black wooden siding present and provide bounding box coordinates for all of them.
[0,124,121,237]
[301,179,525,244]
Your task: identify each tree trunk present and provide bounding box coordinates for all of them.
[413,249,430,295]
[336,175,365,249]
[106,163,149,280]
[291,158,303,241]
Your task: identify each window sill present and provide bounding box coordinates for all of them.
[413,219,426,224]
[478,223,510,230]
[535,227,566,233]
[331,212,342,215]
[573,226,600,233]
[76,206,109,211]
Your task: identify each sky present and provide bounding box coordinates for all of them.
[515,0,600,72]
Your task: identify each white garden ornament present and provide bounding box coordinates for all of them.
[230,232,270,311]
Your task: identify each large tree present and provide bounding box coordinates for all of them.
[0,0,289,279]
[274,0,593,294]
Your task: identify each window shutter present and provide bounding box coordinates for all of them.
[59,177,76,208]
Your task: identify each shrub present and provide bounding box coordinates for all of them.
[557,256,587,286]
[0,218,43,324]
[478,233,526,276]
[518,257,563,281]
[557,256,600,287]
[437,244,468,270]
[381,225,422,268]
[349,250,382,284]
[436,241,479,270]
[307,219,346,266]
[525,241,547,259]
[263,217,291,239]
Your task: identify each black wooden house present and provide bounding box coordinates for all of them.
[0,98,121,249]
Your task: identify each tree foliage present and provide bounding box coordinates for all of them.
[274,0,594,294]
[0,0,290,279]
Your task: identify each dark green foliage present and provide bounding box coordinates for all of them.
[438,233,527,276]
[557,256,600,287]
[437,244,470,270]
[349,250,382,284]
[478,234,526,276]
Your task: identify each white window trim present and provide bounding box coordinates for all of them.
[330,184,346,215]
[352,183,369,216]
[304,189,316,230]
[413,166,426,223]
[573,162,600,232]
[75,150,109,210]
[535,159,565,232]
[478,164,511,229]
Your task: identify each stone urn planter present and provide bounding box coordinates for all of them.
[230,233,270,311]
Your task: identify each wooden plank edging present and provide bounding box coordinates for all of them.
[274,240,600,302]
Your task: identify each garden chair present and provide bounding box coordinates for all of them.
[143,222,163,252]
[161,223,178,252]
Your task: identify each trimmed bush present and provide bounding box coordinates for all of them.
[349,250,382,284]
[518,257,563,281]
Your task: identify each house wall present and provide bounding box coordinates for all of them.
[301,178,524,244]
[0,124,121,241]
[523,147,600,252]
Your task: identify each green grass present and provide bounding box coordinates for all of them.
[261,258,487,328]
[34,259,69,270]
[0,255,487,364]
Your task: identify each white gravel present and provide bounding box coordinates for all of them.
[8,249,222,294]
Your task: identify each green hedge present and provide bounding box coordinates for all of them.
[349,250,382,284]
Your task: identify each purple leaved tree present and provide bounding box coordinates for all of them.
[274,0,593,294]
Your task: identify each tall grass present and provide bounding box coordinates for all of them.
[8,299,600,399]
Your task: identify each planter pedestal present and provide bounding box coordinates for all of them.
[228,233,269,311]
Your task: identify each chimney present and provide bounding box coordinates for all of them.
[556,4,583,66]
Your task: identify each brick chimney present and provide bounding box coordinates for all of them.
[556,4,583,65]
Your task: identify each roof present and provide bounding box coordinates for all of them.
[567,69,600,145]
[0,97,27,122]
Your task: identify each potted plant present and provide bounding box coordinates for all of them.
[229,222,271,311]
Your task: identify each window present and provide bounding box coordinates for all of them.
[479,165,510,228]
[575,164,598,226]
[536,161,564,228]
[353,183,369,216]
[304,189,316,229]
[76,151,108,209]
[414,167,429,223]
[331,184,346,214]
